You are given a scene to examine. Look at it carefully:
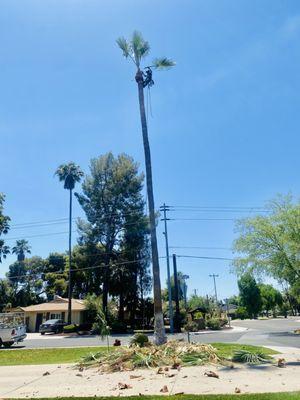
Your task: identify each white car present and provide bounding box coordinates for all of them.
[0,313,27,348]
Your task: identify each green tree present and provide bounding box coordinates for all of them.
[233,195,300,286]
[117,31,175,345]
[55,162,84,324]
[238,273,262,318]
[44,253,68,300]
[0,279,13,312]
[0,193,10,263]
[7,256,45,306]
[259,284,283,317]
[76,153,145,318]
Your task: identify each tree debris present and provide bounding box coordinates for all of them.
[204,370,219,379]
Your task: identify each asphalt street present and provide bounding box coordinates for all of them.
[5,317,300,350]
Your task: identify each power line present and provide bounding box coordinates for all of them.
[176,254,233,261]
[5,259,146,281]
[170,218,236,221]
[9,210,149,229]
[169,205,269,210]
[170,246,232,250]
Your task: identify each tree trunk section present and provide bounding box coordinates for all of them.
[135,69,166,345]
[68,188,73,325]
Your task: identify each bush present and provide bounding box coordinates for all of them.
[206,318,221,330]
[184,318,206,332]
[184,321,199,332]
[219,318,228,327]
[235,306,248,320]
[130,333,149,347]
[63,324,78,333]
[110,320,127,334]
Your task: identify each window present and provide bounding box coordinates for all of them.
[50,313,61,320]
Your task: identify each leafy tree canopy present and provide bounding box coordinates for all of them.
[233,195,300,286]
[238,273,262,318]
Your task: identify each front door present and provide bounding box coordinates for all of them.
[35,313,43,332]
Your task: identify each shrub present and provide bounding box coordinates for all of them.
[235,306,248,320]
[130,333,149,347]
[110,320,127,334]
[219,318,228,327]
[206,318,221,330]
[184,321,199,332]
[63,324,78,333]
[184,318,206,332]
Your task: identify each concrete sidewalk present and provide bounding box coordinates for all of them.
[1,349,300,398]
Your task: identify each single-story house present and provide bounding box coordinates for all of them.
[20,296,86,332]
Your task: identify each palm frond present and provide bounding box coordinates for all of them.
[55,162,84,190]
[131,31,150,66]
[152,57,176,70]
[116,37,131,58]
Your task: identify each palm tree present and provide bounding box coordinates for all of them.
[117,31,175,345]
[12,239,31,262]
[55,162,84,324]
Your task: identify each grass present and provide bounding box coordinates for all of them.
[211,343,278,359]
[7,395,300,400]
[0,347,109,366]
[0,343,278,366]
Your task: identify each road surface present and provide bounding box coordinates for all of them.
[5,317,300,349]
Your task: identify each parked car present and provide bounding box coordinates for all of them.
[39,319,66,335]
[0,313,27,348]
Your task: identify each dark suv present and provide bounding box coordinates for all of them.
[39,319,66,335]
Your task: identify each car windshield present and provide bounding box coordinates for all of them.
[45,319,60,324]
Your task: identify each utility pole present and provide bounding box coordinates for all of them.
[172,254,180,332]
[160,203,174,334]
[209,274,219,304]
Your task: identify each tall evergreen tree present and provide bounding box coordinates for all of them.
[76,152,145,317]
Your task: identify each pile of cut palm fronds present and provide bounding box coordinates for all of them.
[232,349,273,364]
[78,341,221,372]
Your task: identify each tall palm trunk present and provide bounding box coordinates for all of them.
[135,69,166,345]
[68,188,73,324]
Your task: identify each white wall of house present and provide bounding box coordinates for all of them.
[25,310,84,332]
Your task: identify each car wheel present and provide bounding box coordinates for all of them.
[3,342,14,348]
[40,332,45,335]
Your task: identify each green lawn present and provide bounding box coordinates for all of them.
[0,343,278,366]
[8,395,300,400]
[211,342,278,358]
[0,347,109,366]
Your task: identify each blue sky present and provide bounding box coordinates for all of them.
[1,0,300,299]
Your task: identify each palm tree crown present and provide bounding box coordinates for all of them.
[55,162,84,190]
[12,239,31,262]
[117,31,175,71]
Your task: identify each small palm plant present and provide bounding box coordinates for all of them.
[117,31,175,345]
[55,162,84,324]
[232,349,272,364]
[93,309,111,350]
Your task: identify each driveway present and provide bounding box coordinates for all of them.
[7,317,300,349]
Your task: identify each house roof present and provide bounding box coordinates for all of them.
[21,297,86,312]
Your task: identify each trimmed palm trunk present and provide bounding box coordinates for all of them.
[68,188,73,325]
[136,69,166,345]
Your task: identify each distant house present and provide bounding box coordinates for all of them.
[20,296,86,332]
[221,303,238,315]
